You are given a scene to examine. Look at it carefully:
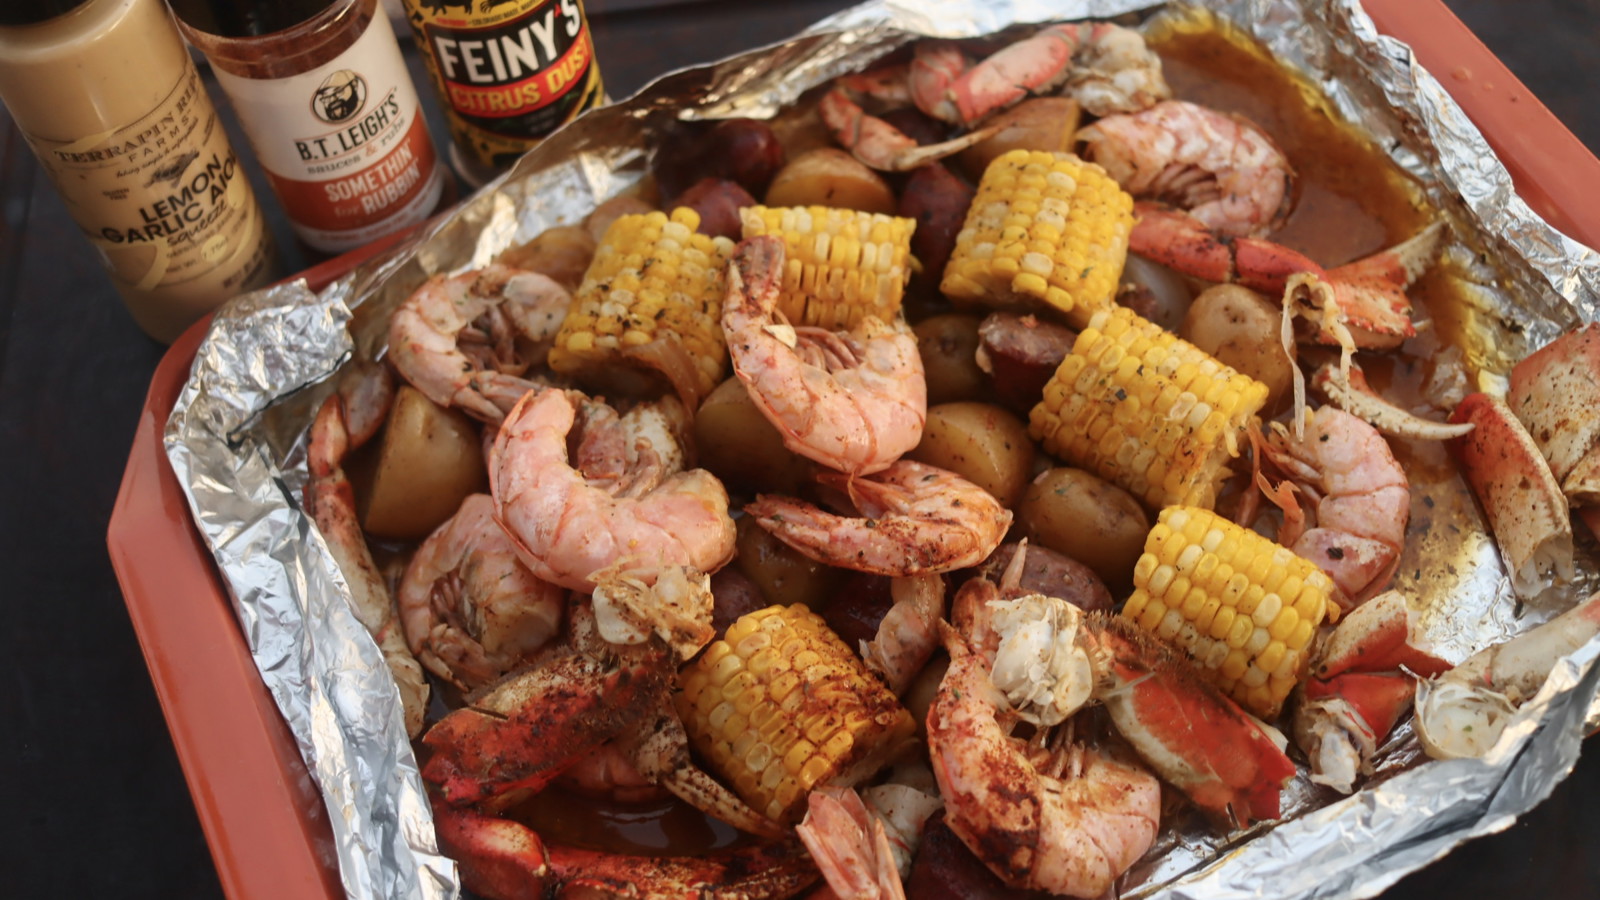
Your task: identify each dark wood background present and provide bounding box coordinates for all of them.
[2,0,1596,897]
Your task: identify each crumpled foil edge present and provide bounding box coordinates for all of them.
[159,2,1600,899]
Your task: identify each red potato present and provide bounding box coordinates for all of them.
[978,542,1114,614]
[898,162,974,284]
[673,177,757,240]
[764,147,897,214]
[709,567,768,640]
[652,118,787,201]
[957,97,1082,181]
[914,313,987,404]
[976,312,1078,414]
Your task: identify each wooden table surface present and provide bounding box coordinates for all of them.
[2,1,1597,897]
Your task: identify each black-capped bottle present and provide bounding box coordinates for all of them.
[170,0,452,255]
[399,0,605,185]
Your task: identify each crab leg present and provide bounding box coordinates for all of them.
[1449,392,1576,598]
[1416,590,1600,759]
[818,87,995,171]
[1131,205,1444,350]
[1311,361,1473,441]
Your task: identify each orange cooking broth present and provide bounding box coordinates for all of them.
[1149,17,1472,481]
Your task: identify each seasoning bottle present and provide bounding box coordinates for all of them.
[0,0,277,343]
[170,0,450,255]
[400,0,605,185]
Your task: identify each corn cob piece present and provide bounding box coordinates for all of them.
[675,604,915,823]
[739,205,915,330]
[1029,305,1270,511]
[940,150,1133,327]
[548,207,735,405]
[1123,506,1336,719]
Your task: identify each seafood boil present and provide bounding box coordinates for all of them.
[174,7,1600,900]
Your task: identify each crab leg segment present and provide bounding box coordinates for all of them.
[1292,591,1451,792]
[1416,590,1600,759]
[432,801,553,900]
[1311,362,1473,441]
[1508,322,1600,506]
[1449,392,1575,599]
[1088,615,1297,826]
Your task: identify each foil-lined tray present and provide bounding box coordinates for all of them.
[160,2,1600,898]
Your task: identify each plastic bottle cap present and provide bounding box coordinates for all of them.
[0,0,92,27]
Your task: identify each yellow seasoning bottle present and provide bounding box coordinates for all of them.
[0,0,277,343]
[171,0,451,255]
[401,0,605,184]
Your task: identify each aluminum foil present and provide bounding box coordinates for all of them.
[162,2,1600,899]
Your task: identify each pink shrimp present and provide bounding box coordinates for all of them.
[388,263,572,424]
[489,387,736,592]
[1254,405,1409,611]
[745,461,1011,577]
[927,624,1161,897]
[723,235,926,478]
[396,493,567,691]
[860,574,946,694]
[1078,99,1293,238]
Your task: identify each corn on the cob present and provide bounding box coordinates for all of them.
[548,207,735,403]
[1122,506,1335,719]
[675,603,915,823]
[940,150,1133,327]
[1029,306,1270,511]
[739,205,915,330]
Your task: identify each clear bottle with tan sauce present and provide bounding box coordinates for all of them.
[0,0,278,343]
[170,0,452,256]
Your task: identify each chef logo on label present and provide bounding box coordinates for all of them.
[312,70,368,124]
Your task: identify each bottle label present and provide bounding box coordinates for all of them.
[213,9,445,253]
[405,0,604,169]
[22,65,272,300]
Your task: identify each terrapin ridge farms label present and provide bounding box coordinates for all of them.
[403,0,604,171]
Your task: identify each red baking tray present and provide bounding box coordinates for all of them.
[106,3,1600,898]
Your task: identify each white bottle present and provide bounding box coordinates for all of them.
[0,0,277,343]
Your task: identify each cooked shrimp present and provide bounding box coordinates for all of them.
[861,574,945,694]
[724,235,926,478]
[388,263,572,424]
[396,493,566,691]
[927,625,1160,897]
[744,460,1011,577]
[1078,99,1293,238]
[1254,405,1409,610]
[304,360,428,736]
[489,387,737,592]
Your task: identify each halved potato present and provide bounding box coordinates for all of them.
[354,385,488,541]
[764,148,896,215]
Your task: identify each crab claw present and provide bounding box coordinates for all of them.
[1293,591,1451,792]
[1449,392,1576,598]
[1509,322,1600,505]
[433,801,553,900]
[1089,615,1297,826]
[1287,222,1446,351]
